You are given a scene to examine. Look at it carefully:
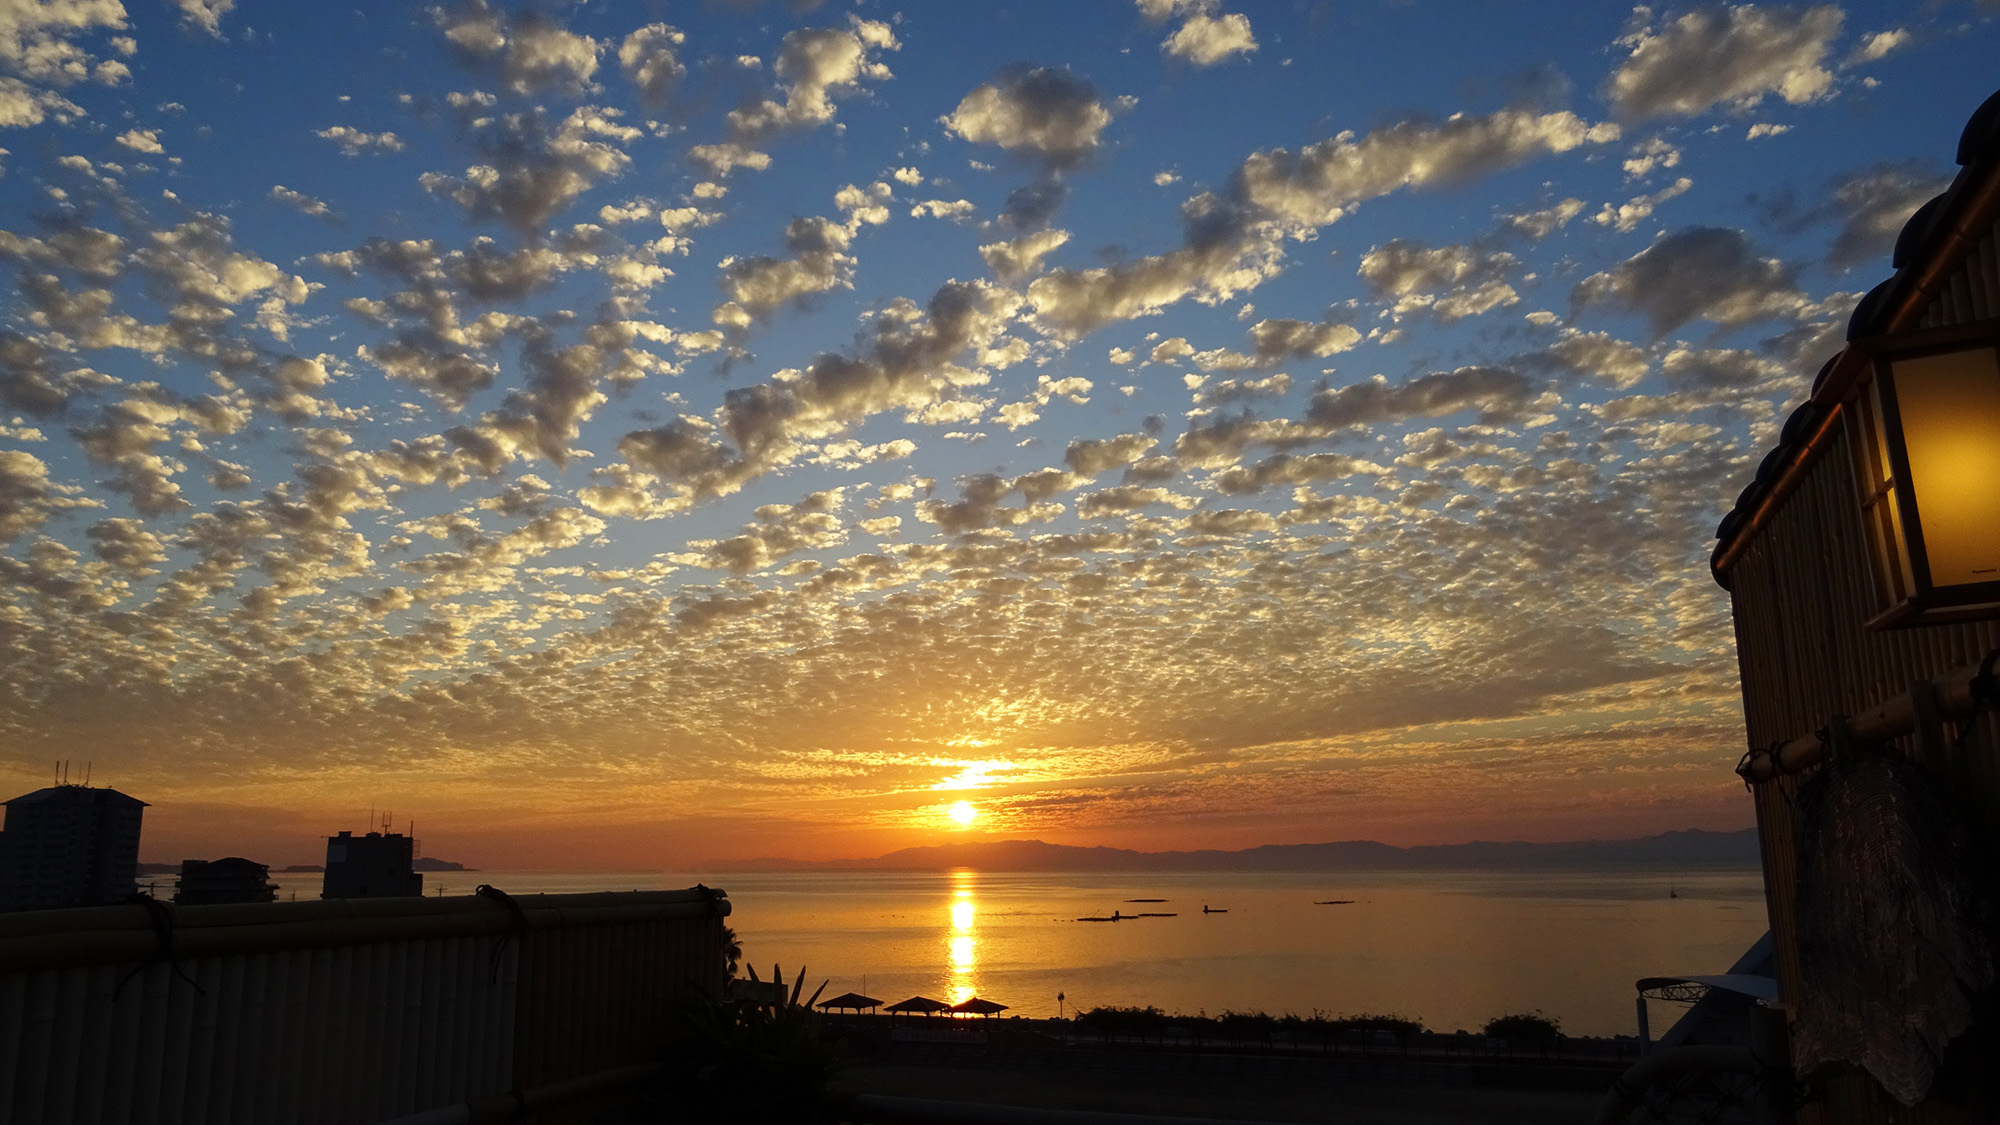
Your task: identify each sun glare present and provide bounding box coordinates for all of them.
[948,800,978,826]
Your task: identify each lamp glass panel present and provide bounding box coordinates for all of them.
[1889,346,2000,587]
[1857,382,1913,603]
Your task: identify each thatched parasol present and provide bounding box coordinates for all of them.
[884,992,952,1012]
[818,991,882,1011]
[950,996,1009,1017]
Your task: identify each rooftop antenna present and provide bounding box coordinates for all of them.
[83,762,91,788]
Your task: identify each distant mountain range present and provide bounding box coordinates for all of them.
[719,828,1761,872]
[141,858,472,874]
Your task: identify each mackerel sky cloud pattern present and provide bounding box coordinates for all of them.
[0,1,1992,866]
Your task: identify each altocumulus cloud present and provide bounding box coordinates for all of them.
[0,0,1981,859]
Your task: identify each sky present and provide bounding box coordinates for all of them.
[0,0,1995,869]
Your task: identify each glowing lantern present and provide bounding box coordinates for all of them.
[1848,322,2000,627]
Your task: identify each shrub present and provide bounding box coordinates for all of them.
[1215,1010,1278,1041]
[1075,1005,1168,1035]
[662,964,840,1121]
[1483,1011,1561,1040]
[1321,1012,1425,1037]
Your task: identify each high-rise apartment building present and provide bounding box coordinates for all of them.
[0,785,147,912]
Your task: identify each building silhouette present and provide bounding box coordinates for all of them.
[0,785,147,912]
[173,856,279,905]
[322,830,423,898]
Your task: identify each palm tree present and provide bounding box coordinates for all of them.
[722,925,742,980]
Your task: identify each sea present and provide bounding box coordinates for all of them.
[258,865,1768,1039]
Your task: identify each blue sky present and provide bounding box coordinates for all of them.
[1,0,1995,866]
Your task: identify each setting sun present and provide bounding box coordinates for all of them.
[948,801,978,827]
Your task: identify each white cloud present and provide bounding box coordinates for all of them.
[1622,137,1680,179]
[699,17,899,176]
[1065,432,1157,475]
[1606,5,1842,119]
[318,125,405,155]
[1192,317,1361,370]
[1238,109,1620,230]
[114,127,162,154]
[1023,108,1612,341]
[0,448,93,542]
[419,106,638,234]
[1572,226,1806,336]
[910,199,975,221]
[0,78,82,128]
[1844,29,1907,67]
[835,181,894,226]
[619,24,686,105]
[688,143,771,177]
[712,215,857,329]
[1783,162,1955,269]
[1360,240,1520,321]
[0,0,127,89]
[944,66,1118,169]
[685,488,847,573]
[1305,366,1537,430]
[1501,198,1585,238]
[979,228,1069,281]
[270,185,336,220]
[434,0,601,95]
[1163,9,1257,66]
[1531,330,1651,389]
[1592,176,1692,233]
[173,0,235,38]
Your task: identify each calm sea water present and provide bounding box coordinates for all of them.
[257,866,1766,1039]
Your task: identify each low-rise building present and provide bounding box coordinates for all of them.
[173,857,279,905]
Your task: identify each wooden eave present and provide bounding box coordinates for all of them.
[1709,88,2000,589]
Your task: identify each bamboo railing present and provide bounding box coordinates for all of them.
[0,887,729,1125]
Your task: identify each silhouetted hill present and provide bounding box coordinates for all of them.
[412,857,471,871]
[719,827,1759,872]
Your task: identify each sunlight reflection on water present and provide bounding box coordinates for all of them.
[948,873,979,1004]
